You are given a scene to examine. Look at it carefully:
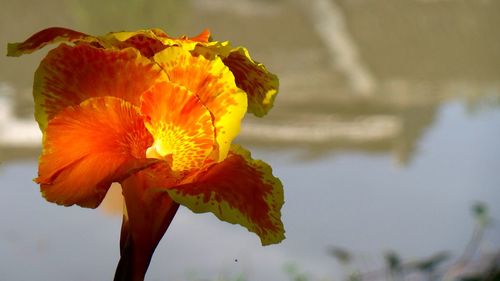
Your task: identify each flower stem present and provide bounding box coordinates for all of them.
[113,223,152,281]
[113,174,179,281]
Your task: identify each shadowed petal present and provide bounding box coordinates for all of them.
[165,145,285,245]
[101,30,168,57]
[6,27,97,57]
[33,43,166,130]
[36,97,154,208]
[100,28,211,57]
[153,28,213,51]
[223,47,279,117]
[153,47,247,161]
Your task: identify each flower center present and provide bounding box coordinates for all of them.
[146,123,213,172]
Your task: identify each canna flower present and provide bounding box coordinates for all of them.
[8,27,284,281]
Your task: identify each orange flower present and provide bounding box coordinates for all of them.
[8,27,284,281]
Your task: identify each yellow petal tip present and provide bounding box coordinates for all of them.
[6,43,22,57]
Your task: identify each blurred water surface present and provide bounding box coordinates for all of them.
[1,0,499,280]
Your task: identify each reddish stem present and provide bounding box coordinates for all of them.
[113,174,179,281]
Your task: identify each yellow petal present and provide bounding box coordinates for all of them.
[140,82,215,172]
[223,47,279,117]
[153,47,247,162]
[191,44,279,117]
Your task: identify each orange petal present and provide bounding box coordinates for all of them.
[34,43,166,130]
[153,47,247,161]
[7,27,98,57]
[223,47,279,117]
[140,82,215,172]
[186,28,211,43]
[166,145,285,245]
[164,28,212,43]
[36,97,154,208]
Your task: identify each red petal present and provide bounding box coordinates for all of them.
[167,145,285,245]
[7,27,96,57]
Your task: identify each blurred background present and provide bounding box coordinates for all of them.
[1,0,499,280]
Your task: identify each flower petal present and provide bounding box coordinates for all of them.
[153,47,247,161]
[222,47,279,117]
[36,97,154,208]
[163,28,212,44]
[191,40,232,60]
[165,145,285,245]
[34,43,166,130]
[101,30,168,57]
[182,28,211,43]
[140,82,215,172]
[7,27,97,57]
[100,28,211,57]
[152,28,213,51]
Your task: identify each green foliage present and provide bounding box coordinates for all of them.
[188,203,496,281]
[328,247,352,265]
[412,252,449,273]
[284,262,311,281]
[472,202,490,227]
[384,251,402,272]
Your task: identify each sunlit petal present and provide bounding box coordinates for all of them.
[36,97,154,208]
[181,28,211,43]
[33,43,166,130]
[141,82,215,172]
[165,145,285,245]
[153,47,247,161]
[191,44,279,117]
